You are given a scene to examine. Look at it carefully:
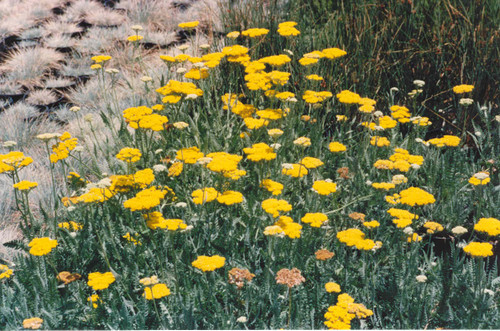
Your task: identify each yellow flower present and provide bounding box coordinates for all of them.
[336,90,361,104]
[178,21,199,29]
[87,294,101,309]
[337,229,375,250]
[399,187,435,207]
[168,162,183,177]
[13,180,38,191]
[329,142,347,152]
[116,147,141,163]
[244,117,269,129]
[91,55,112,63]
[185,68,209,80]
[302,90,332,103]
[312,180,337,195]
[275,216,302,238]
[58,221,83,231]
[299,57,318,66]
[258,54,291,66]
[22,317,43,329]
[371,182,395,191]
[301,213,328,228]
[0,264,13,279]
[463,242,493,258]
[0,151,33,174]
[262,198,292,217]
[127,35,143,42]
[362,220,380,229]
[300,156,324,169]
[370,136,390,147]
[192,255,226,272]
[123,187,171,211]
[268,128,284,138]
[452,84,474,94]
[90,64,102,70]
[144,212,187,231]
[216,191,244,205]
[241,28,269,38]
[192,187,219,204]
[468,172,490,186]
[123,232,141,245]
[426,135,460,147]
[321,47,347,59]
[294,136,311,147]
[176,146,204,164]
[474,217,500,236]
[423,221,444,234]
[278,21,300,36]
[139,275,159,286]
[306,74,323,81]
[143,283,171,300]
[243,143,276,161]
[260,179,284,195]
[226,31,240,38]
[407,233,422,243]
[325,282,341,293]
[87,271,116,290]
[282,163,309,178]
[28,237,58,256]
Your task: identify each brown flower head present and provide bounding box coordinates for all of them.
[337,167,350,179]
[315,249,335,261]
[275,268,305,288]
[348,212,365,221]
[57,271,81,284]
[228,268,255,289]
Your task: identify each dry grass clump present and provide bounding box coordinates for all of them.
[41,20,83,37]
[62,0,104,23]
[44,77,75,89]
[26,90,59,106]
[44,34,76,49]
[0,47,65,87]
[85,9,127,27]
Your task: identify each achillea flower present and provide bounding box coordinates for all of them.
[348,212,365,221]
[178,21,199,29]
[452,84,474,94]
[274,216,302,238]
[321,47,347,59]
[143,283,171,300]
[407,233,422,243]
[28,237,58,256]
[275,268,305,288]
[315,249,335,260]
[226,31,240,38]
[241,28,269,38]
[139,276,159,286]
[278,21,300,36]
[371,182,396,190]
[87,272,115,290]
[168,162,183,177]
[216,191,244,205]
[87,294,101,309]
[300,156,324,169]
[468,172,490,186]
[262,198,292,217]
[0,264,13,279]
[337,167,350,179]
[123,233,141,245]
[176,146,204,164]
[474,218,500,236]
[329,142,347,152]
[312,180,337,195]
[192,255,226,272]
[282,163,308,178]
[13,180,38,191]
[336,90,361,104]
[302,90,333,103]
[57,271,81,284]
[0,151,34,174]
[399,187,435,206]
[324,293,373,330]
[260,179,284,195]
[423,221,444,234]
[258,54,291,67]
[451,226,468,235]
[306,74,323,81]
[325,282,341,293]
[228,268,255,289]
[192,187,219,204]
[244,117,269,129]
[337,229,375,250]
[127,35,143,42]
[22,317,43,329]
[426,135,460,147]
[91,55,112,63]
[370,136,390,147]
[243,143,276,161]
[301,213,328,228]
[144,212,187,231]
[362,220,380,229]
[123,186,172,211]
[116,147,141,163]
[463,242,493,258]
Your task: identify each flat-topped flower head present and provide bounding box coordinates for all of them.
[23,317,43,330]
[87,271,115,290]
[276,268,305,288]
[262,198,292,217]
[116,147,141,163]
[463,242,493,258]
[474,217,500,236]
[399,187,435,206]
[143,283,171,300]
[29,237,58,256]
[178,21,199,29]
[301,213,328,228]
[13,180,38,191]
[452,84,474,94]
[192,255,225,272]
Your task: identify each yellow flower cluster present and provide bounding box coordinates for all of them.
[262,198,292,217]
[371,182,396,190]
[91,55,112,63]
[127,35,143,42]
[156,80,203,103]
[28,237,58,256]
[362,220,380,229]
[390,105,411,123]
[217,190,244,205]
[0,264,13,279]
[241,28,269,38]
[373,148,424,172]
[324,293,373,330]
[302,90,333,103]
[423,221,444,234]
[260,179,283,195]
[123,106,168,131]
[312,180,337,195]
[426,135,460,147]
[87,271,116,290]
[325,282,341,293]
[123,232,141,245]
[185,68,209,80]
[301,212,328,228]
[387,208,419,228]
[144,211,187,230]
[192,255,226,272]
[452,84,474,94]
[178,21,199,29]
[87,294,100,309]
[293,136,311,147]
[463,242,493,258]
[176,146,204,164]
[50,132,78,164]
[282,163,309,178]
[468,171,490,185]
[329,142,347,152]
[205,152,242,173]
[306,74,323,81]
[399,187,435,207]
[143,283,171,300]
[222,44,250,63]
[474,217,500,236]
[58,221,83,231]
[22,317,44,330]
[265,216,302,238]
[0,151,33,174]
[258,54,291,67]
[116,147,141,163]
[300,156,324,169]
[278,21,300,36]
[75,187,115,204]
[123,186,172,211]
[337,228,375,250]
[13,180,38,191]
[336,90,361,104]
[243,143,277,161]
[370,136,390,147]
[192,187,219,204]
[321,47,347,59]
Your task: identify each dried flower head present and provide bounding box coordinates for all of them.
[228,268,255,289]
[57,271,81,284]
[315,249,335,260]
[349,212,366,221]
[337,167,350,179]
[275,268,305,288]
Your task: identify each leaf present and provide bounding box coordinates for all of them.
[3,239,27,251]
